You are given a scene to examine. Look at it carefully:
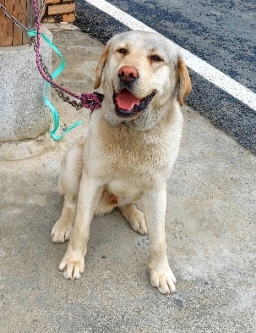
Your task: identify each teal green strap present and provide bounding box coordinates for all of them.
[28,29,82,140]
[40,32,66,80]
[44,96,82,141]
[27,30,36,38]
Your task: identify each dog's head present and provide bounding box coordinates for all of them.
[94,31,192,129]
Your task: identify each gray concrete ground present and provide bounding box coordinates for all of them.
[1,25,255,333]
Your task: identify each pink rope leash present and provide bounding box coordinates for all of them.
[32,0,103,111]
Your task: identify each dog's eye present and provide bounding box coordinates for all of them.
[150,55,163,62]
[117,48,128,55]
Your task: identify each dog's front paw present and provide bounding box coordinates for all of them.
[149,264,176,294]
[51,220,72,243]
[58,252,85,280]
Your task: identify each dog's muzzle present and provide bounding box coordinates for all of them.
[113,88,155,119]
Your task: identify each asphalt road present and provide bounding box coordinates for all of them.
[103,0,256,93]
[75,0,256,153]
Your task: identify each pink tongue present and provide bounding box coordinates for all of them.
[116,89,140,111]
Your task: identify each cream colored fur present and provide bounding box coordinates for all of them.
[51,31,192,294]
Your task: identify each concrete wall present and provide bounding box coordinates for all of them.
[0,27,52,160]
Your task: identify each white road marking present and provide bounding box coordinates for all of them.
[85,0,256,111]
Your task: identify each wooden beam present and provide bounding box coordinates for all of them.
[0,0,40,46]
[48,3,75,16]
[26,0,36,30]
[2,0,14,46]
[13,0,24,46]
[0,1,6,46]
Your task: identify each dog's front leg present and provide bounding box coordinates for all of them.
[141,184,176,294]
[59,171,103,280]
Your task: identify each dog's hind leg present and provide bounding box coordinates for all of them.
[118,204,147,235]
[51,138,84,243]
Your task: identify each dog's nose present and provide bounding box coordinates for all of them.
[118,66,139,83]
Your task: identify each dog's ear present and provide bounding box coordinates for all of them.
[94,43,110,89]
[177,56,192,106]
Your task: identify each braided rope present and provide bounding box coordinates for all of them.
[32,0,103,111]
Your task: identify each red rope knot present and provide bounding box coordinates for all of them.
[80,92,104,111]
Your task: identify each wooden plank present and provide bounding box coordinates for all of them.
[62,12,75,23]
[13,0,23,46]
[0,0,30,46]
[48,3,75,15]
[42,16,55,23]
[45,0,61,4]
[21,0,29,45]
[0,0,6,46]
[26,0,36,30]
[4,0,14,47]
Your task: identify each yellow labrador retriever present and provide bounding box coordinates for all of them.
[51,31,192,294]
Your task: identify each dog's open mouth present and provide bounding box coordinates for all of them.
[113,89,155,118]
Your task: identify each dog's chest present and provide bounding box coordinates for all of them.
[87,122,176,186]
